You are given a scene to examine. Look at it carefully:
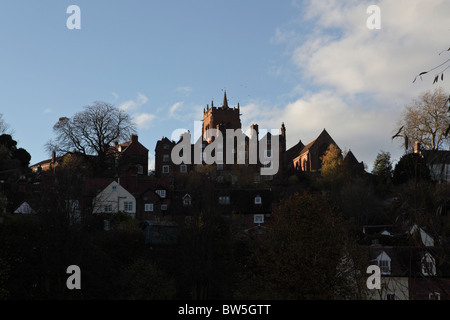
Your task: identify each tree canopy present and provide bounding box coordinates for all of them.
[46,101,136,160]
[394,87,450,151]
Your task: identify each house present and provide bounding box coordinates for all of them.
[365,245,410,300]
[107,134,149,177]
[364,244,450,300]
[92,180,136,218]
[137,184,171,220]
[30,151,90,173]
[413,142,450,182]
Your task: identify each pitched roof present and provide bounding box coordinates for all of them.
[285,139,305,161]
[298,138,317,156]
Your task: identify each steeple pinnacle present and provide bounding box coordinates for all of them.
[222,90,229,109]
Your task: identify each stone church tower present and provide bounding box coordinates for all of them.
[202,91,242,142]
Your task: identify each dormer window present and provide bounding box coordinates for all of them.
[156,190,166,198]
[183,194,192,206]
[421,252,436,276]
[377,251,391,275]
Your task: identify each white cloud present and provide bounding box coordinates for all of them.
[133,113,156,129]
[169,101,183,119]
[262,0,450,169]
[292,0,450,100]
[241,92,401,171]
[43,108,52,114]
[119,92,149,111]
[148,152,155,171]
[176,86,193,94]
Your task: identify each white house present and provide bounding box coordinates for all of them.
[92,181,136,218]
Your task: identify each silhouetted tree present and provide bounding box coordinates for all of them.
[235,192,367,300]
[46,101,136,172]
[392,153,430,185]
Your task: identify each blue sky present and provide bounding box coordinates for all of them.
[1,0,449,171]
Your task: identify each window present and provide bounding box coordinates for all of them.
[104,204,112,212]
[163,144,169,150]
[377,251,391,275]
[254,196,262,204]
[429,292,440,300]
[162,165,169,174]
[379,260,390,275]
[144,203,153,212]
[180,164,187,173]
[254,214,264,224]
[156,190,166,198]
[124,201,133,212]
[219,196,230,205]
[217,163,223,171]
[112,185,117,192]
[386,292,396,300]
[163,154,170,162]
[161,204,168,211]
[137,165,143,174]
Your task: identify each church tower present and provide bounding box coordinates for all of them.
[202,90,242,142]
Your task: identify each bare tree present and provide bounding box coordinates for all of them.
[394,88,450,151]
[0,114,11,135]
[46,101,136,161]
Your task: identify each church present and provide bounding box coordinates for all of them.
[154,91,364,179]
